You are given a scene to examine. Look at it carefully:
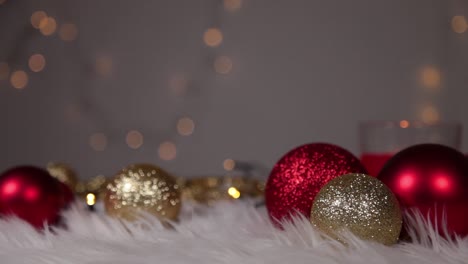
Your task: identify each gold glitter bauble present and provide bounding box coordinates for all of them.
[46,162,79,190]
[310,173,402,245]
[104,164,181,221]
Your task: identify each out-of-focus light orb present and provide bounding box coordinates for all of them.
[0,62,10,80]
[89,133,107,151]
[228,187,241,199]
[420,65,441,90]
[39,17,57,36]
[28,54,46,73]
[399,120,409,128]
[31,11,47,29]
[203,28,223,47]
[86,193,96,206]
[223,159,235,171]
[126,130,144,149]
[421,105,440,124]
[214,56,233,74]
[224,0,242,12]
[177,117,195,136]
[95,55,113,77]
[10,70,28,89]
[452,16,468,34]
[169,74,188,96]
[59,23,78,41]
[158,141,177,161]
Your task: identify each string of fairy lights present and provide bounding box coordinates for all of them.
[0,0,467,169]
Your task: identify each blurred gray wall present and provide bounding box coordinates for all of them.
[0,0,467,178]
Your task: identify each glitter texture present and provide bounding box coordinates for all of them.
[265,143,366,225]
[104,164,181,221]
[311,173,402,245]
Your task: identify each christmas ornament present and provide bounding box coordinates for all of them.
[265,143,367,225]
[0,166,63,228]
[47,162,77,205]
[104,164,181,221]
[311,173,402,245]
[46,162,79,191]
[378,144,468,236]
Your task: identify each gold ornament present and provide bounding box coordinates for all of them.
[310,173,402,245]
[104,164,181,221]
[47,162,79,190]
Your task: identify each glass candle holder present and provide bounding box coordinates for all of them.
[359,121,462,176]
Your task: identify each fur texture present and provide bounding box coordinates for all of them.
[0,201,466,263]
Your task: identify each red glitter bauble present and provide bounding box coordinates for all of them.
[378,144,468,236]
[265,143,367,225]
[0,166,63,228]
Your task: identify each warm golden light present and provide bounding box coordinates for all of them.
[177,117,195,136]
[126,130,144,149]
[28,54,46,72]
[31,11,47,29]
[214,56,233,74]
[203,28,223,47]
[421,106,440,124]
[223,159,236,171]
[0,62,9,80]
[158,141,177,161]
[59,23,79,41]
[224,0,242,12]
[420,65,441,90]
[228,187,241,199]
[10,70,28,89]
[86,193,96,206]
[39,17,57,36]
[89,133,107,151]
[452,16,468,34]
[95,55,113,77]
[169,74,188,96]
[399,120,409,128]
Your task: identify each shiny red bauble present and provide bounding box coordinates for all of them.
[0,166,64,228]
[378,144,468,236]
[265,143,367,225]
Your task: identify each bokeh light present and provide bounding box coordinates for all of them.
[0,62,10,80]
[59,23,79,41]
[10,70,28,89]
[89,133,107,151]
[452,16,468,34]
[95,55,113,77]
[223,159,235,171]
[420,65,441,90]
[214,56,233,74]
[177,117,195,136]
[30,11,47,29]
[126,130,144,149]
[39,17,57,36]
[158,141,177,161]
[399,120,409,128]
[421,105,440,124]
[28,54,46,72]
[203,28,223,47]
[224,0,242,12]
[227,187,241,199]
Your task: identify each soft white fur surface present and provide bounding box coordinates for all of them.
[0,201,467,264]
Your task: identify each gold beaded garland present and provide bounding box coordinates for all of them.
[310,173,402,245]
[104,164,181,221]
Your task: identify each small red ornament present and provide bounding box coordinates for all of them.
[0,166,64,228]
[378,144,468,236]
[265,143,367,225]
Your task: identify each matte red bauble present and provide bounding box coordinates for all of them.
[0,166,64,228]
[265,143,367,225]
[378,144,468,236]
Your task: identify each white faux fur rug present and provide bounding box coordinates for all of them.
[0,201,467,264]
